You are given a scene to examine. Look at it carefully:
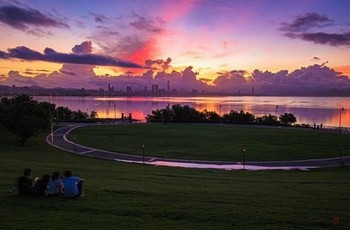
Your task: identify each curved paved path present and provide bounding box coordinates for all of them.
[46,123,350,170]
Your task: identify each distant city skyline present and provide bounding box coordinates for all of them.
[0,0,349,95]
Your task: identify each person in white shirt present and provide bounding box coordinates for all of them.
[62,170,84,199]
[47,172,63,197]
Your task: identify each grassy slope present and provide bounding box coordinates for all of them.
[69,124,350,161]
[0,127,349,229]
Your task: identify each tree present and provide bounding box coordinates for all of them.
[223,110,255,124]
[90,111,98,119]
[256,114,278,125]
[279,113,297,126]
[0,94,55,146]
[202,110,221,122]
[55,106,73,121]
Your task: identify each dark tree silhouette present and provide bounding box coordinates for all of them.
[0,94,55,146]
[279,113,297,126]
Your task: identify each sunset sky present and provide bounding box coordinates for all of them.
[0,0,349,93]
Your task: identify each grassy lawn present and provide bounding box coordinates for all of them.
[69,123,350,161]
[0,126,349,229]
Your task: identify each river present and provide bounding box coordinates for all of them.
[34,96,350,128]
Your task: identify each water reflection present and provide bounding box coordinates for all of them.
[35,96,350,127]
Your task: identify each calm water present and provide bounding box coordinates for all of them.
[35,96,350,127]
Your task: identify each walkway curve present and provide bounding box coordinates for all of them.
[46,123,350,171]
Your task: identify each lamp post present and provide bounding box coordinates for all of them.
[114,104,116,121]
[142,144,145,164]
[73,136,76,154]
[275,105,278,117]
[339,107,344,134]
[219,104,222,116]
[242,148,246,170]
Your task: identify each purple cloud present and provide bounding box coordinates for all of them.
[0,5,69,30]
[281,12,350,47]
[1,63,350,96]
[130,14,165,33]
[286,32,350,47]
[0,50,8,58]
[0,45,143,68]
[72,41,92,54]
[280,12,332,32]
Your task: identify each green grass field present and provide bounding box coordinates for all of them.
[69,124,350,161]
[0,126,350,229]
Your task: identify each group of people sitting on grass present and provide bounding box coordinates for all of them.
[14,168,84,199]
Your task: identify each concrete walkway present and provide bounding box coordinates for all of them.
[46,123,350,170]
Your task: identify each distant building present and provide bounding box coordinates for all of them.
[107,83,115,94]
[151,85,159,93]
[126,85,132,93]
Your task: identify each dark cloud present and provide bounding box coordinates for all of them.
[145,57,172,71]
[130,14,165,33]
[0,5,69,30]
[199,78,212,82]
[280,12,332,32]
[286,32,350,46]
[91,13,108,24]
[27,28,53,37]
[0,50,8,58]
[0,45,143,68]
[281,12,350,47]
[312,56,320,61]
[23,71,37,75]
[72,41,92,54]
[59,70,76,76]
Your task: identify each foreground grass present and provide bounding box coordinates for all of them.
[69,123,350,161]
[1,128,350,229]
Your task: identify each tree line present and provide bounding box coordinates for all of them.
[0,94,97,146]
[146,104,297,126]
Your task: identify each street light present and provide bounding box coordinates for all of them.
[242,148,246,170]
[339,107,344,134]
[339,146,343,166]
[142,144,145,164]
[51,118,54,145]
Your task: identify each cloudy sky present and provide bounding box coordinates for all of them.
[0,0,349,94]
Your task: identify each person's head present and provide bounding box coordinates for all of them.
[42,174,51,184]
[64,170,72,178]
[51,172,60,181]
[23,168,32,177]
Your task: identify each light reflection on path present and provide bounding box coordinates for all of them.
[117,159,317,171]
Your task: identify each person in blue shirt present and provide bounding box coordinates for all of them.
[62,170,84,199]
